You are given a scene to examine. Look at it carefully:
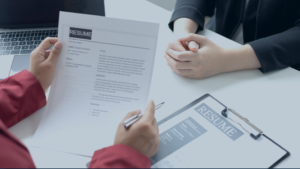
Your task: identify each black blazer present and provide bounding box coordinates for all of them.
[169,0,300,73]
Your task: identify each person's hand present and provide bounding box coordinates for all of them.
[165,34,226,79]
[114,101,159,158]
[166,18,199,53]
[165,33,199,55]
[29,38,62,92]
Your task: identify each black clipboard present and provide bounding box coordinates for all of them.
[157,94,290,168]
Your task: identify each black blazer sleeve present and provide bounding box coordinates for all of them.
[249,19,300,73]
[168,0,215,33]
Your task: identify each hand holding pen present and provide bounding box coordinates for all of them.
[114,101,160,158]
[123,102,165,128]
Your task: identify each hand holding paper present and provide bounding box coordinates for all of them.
[114,101,159,158]
[32,12,159,156]
[29,38,62,92]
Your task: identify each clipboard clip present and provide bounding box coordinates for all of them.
[221,108,263,140]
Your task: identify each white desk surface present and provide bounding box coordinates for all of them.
[8,0,300,168]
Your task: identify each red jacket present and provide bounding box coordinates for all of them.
[0,70,150,168]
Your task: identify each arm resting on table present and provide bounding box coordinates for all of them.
[249,21,300,73]
[0,70,46,128]
[223,22,300,73]
[169,0,215,33]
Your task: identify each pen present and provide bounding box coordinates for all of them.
[123,102,165,129]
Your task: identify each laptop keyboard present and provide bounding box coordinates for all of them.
[0,29,57,55]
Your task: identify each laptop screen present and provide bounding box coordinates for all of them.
[0,0,105,29]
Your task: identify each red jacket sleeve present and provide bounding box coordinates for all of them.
[1,71,150,168]
[0,70,46,168]
[0,70,46,128]
[89,144,151,168]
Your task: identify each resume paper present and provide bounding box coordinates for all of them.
[151,96,287,168]
[32,12,159,156]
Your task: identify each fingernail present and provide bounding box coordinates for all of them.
[54,42,62,50]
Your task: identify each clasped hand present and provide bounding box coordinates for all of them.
[165,34,226,79]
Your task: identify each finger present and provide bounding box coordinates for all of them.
[154,121,159,138]
[37,38,58,51]
[174,41,187,52]
[44,50,51,59]
[122,110,141,122]
[152,117,158,132]
[167,49,195,61]
[182,41,189,51]
[168,63,194,77]
[46,42,62,63]
[140,100,155,122]
[152,119,159,153]
[180,34,208,46]
[152,118,159,152]
[188,41,199,52]
[165,55,192,69]
[165,41,187,55]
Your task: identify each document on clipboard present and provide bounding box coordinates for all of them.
[151,94,289,168]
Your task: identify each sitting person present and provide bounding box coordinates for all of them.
[165,0,300,79]
[0,38,159,168]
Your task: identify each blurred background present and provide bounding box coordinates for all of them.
[147,0,177,11]
[147,0,211,25]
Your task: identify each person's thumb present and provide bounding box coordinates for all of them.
[180,34,207,47]
[141,100,155,122]
[188,41,199,52]
[47,42,62,63]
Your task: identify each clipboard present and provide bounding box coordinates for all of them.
[155,94,290,168]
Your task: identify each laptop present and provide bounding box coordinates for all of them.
[0,0,105,80]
